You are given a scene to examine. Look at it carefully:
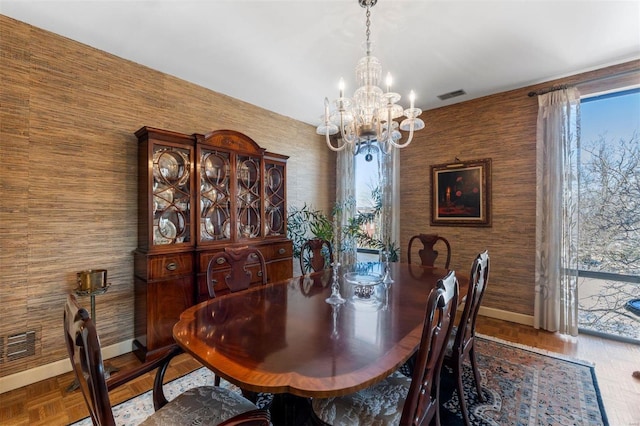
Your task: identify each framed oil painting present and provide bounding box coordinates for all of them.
[431,158,491,227]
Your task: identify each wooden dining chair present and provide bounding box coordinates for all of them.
[311,270,459,426]
[207,246,267,298]
[300,238,333,274]
[63,294,270,426]
[444,250,490,426]
[408,234,452,269]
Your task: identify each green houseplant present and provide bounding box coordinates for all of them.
[287,203,334,260]
[287,188,399,265]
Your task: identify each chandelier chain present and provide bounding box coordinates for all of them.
[365,6,371,54]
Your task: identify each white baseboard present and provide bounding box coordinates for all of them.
[0,338,133,394]
[478,306,534,326]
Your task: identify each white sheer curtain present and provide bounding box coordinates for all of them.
[380,149,400,261]
[534,87,581,336]
[336,144,357,266]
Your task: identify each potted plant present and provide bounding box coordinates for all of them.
[287,188,399,268]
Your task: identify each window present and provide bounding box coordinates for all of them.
[355,149,382,260]
[578,87,640,342]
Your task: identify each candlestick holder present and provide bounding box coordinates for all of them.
[325,262,346,305]
[381,249,394,285]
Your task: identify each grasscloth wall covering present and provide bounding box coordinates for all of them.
[0,15,334,377]
[400,59,639,317]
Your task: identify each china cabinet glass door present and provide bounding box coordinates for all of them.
[236,155,262,239]
[152,145,191,246]
[265,162,285,236]
[200,148,232,242]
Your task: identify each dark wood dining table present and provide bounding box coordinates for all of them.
[173,262,466,424]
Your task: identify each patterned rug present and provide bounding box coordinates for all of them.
[439,336,608,426]
[70,336,608,426]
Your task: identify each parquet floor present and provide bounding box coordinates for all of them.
[1,316,639,426]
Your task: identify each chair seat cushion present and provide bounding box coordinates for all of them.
[140,386,259,426]
[311,371,411,426]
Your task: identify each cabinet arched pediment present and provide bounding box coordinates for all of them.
[198,129,265,156]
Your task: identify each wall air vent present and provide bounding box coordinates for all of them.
[6,331,36,361]
[437,89,467,101]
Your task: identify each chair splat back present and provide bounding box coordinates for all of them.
[454,250,490,354]
[300,238,333,274]
[408,234,452,269]
[401,270,459,426]
[207,246,267,298]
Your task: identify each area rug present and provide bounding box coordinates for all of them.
[70,336,608,426]
[439,336,608,426]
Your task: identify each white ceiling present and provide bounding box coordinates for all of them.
[2,0,639,126]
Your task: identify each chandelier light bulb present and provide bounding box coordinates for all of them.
[317,0,424,154]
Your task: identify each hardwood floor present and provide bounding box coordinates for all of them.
[1,316,639,425]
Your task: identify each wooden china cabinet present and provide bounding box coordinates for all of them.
[133,127,292,361]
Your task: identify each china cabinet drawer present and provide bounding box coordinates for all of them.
[262,241,293,260]
[197,241,292,274]
[147,253,193,280]
[199,249,264,273]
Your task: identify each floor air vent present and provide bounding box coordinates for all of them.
[6,331,36,361]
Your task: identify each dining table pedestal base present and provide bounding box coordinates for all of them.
[269,393,312,426]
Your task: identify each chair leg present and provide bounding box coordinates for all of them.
[469,346,485,402]
[214,374,221,386]
[434,393,441,426]
[454,357,471,426]
[241,389,258,404]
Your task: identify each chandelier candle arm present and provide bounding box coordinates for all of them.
[319,97,344,152]
[392,91,424,148]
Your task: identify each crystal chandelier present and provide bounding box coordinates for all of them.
[316,0,424,157]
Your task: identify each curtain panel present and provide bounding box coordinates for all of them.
[336,145,357,266]
[378,148,400,262]
[534,87,581,336]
